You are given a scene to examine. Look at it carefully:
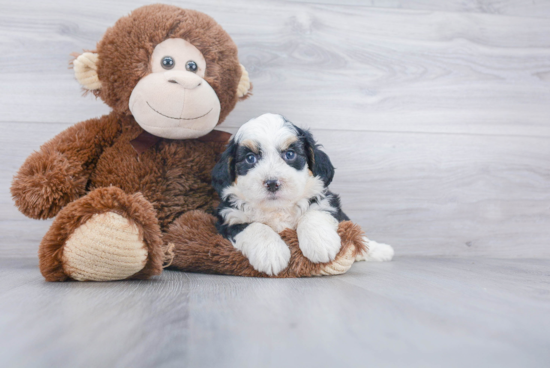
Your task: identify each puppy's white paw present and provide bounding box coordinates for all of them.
[232,223,290,276]
[356,237,394,262]
[297,211,341,263]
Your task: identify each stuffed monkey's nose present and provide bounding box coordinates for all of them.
[164,71,203,90]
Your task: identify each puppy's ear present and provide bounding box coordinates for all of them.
[212,139,238,196]
[296,126,335,187]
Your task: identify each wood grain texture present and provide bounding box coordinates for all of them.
[285,0,550,19]
[1,257,549,367]
[1,0,549,259]
[1,0,550,136]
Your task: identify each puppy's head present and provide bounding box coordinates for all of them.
[212,113,334,207]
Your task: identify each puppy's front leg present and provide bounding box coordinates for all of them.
[232,223,291,276]
[297,210,341,263]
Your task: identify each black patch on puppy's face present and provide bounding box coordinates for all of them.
[292,124,335,187]
[211,138,238,196]
[280,139,308,171]
[231,125,309,179]
[234,145,261,177]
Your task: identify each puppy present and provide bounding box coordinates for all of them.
[212,113,393,275]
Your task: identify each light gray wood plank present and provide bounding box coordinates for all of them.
[0,0,549,137]
[2,122,549,258]
[285,0,550,19]
[322,130,550,258]
[1,257,549,368]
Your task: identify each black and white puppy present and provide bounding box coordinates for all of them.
[212,113,393,275]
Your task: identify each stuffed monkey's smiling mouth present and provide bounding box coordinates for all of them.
[146,101,212,120]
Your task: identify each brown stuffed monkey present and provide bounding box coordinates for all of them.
[10,4,366,282]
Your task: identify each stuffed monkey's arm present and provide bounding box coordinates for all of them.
[11,114,120,219]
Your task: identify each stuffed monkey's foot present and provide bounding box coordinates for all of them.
[355,237,394,262]
[62,212,148,281]
[283,220,367,277]
[39,187,165,282]
[317,245,355,275]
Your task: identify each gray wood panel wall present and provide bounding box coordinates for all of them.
[1,0,549,258]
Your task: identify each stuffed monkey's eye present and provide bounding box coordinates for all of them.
[284,150,296,161]
[186,60,198,73]
[161,56,175,70]
[245,153,257,164]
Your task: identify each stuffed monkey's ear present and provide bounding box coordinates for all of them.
[296,126,335,187]
[237,64,251,99]
[211,139,238,196]
[72,52,102,90]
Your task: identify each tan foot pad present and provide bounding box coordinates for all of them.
[62,212,148,281]
[317,245,355,276]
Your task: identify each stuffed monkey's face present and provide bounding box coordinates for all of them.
[129,38,221,139]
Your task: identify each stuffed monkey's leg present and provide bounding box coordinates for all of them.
[164,211,266,277]
[164,211,365,278]
[39,187,166,282]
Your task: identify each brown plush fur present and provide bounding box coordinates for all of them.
[11,4,362,281]
[11,114,120,219]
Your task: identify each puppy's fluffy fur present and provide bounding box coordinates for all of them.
[212,113,393,275]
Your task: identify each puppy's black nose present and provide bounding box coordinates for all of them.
[264,179,280,193]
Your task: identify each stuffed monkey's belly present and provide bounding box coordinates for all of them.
[90,137,220,228]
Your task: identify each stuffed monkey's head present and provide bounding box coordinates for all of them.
[73,4,251,139]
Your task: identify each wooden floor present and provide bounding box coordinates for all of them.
[2,257,550,368]
[1,0,549,367]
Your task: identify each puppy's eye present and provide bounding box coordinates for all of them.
[186,60,198,73]
[161,56,175,70]
[284,150,296,161]
[245,153,257,164]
